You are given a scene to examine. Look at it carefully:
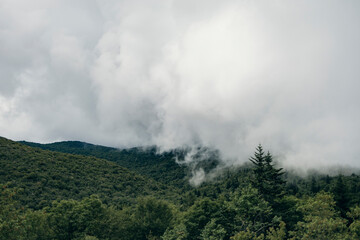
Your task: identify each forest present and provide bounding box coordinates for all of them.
[1,136,360,239]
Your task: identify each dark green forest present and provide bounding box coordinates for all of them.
[2,136,360,239]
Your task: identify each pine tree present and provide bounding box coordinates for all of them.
[249,145,285,204]
[250,145,267,197]
[332,175,349,218]
[310,176,319,194]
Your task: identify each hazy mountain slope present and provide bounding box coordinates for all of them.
[20,140,190,188]
[0,137,176,209]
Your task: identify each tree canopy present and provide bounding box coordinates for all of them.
[2,137,360,239]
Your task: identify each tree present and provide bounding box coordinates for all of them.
[332,175,349,218]
[249,145,285,205]
[290,191,348,240]
[183,198,221,240]
[266,221,286,240]
[231,228,264,240]
[310,176,319,194]
[46,196,107,240]
[229,185,277,236]
[0,184,54,240]
[200,219,226,240]
[0,185,26,240]
[161,223,188,240]
[22,210,53,240]
[347,206,360,239]
[133,197,174,240]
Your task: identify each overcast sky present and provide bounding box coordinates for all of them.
[1,0,360,171]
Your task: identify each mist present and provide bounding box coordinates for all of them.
[1,0,360,174]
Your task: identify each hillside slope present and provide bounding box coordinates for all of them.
[0,137,176,209]
[20,140,190,188]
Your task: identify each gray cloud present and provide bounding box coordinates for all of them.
[1,0,360,172]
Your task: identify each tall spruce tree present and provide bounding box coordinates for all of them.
[249,145,285,204]
[332,175,349,218]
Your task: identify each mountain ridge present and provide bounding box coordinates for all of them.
[19,139,190,188]
[0,136,178,209]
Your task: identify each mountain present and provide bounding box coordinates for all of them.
[20,140,190,188]
[4,136,360,239]
[0,137,177,209]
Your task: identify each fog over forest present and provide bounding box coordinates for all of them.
[1,0,360,171]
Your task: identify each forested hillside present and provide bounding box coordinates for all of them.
[2,137,360,239]
[20,141,189,188]
[0,137,178,210]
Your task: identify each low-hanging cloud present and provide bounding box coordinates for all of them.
[1,0,360,173]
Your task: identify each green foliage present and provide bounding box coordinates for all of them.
[347,206,360,239]
[82,236,99,240]
[250,145,285,205]
[229,185,275,235]
[102,207,136,240]
[231,221,286,240]
[231,228,264,240]
[200,219,226,240]
[266,221,286,240]
[332,175,350,217]
[0,185,26,240]
[272,195,300,231]
[0,184,54,240]
[46,196,108,240]
[22,210,54,240]
[0,137,177,209]
[20,140,190,189]
[133,197,174,239]
[162,223,188,240]
[290,191,349,240]
[3,137,360,239]
[182,198,221,240]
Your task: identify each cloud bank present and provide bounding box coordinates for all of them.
[1,0,360,171]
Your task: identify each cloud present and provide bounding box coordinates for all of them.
[1,0,360,173]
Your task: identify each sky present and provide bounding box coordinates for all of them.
[1,0,360,173]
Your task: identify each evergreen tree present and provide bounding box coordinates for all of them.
[332,175,349,218]
[249,145,285,205]
[310,176,319,194]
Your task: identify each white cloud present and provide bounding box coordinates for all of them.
[1,0,360,172]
